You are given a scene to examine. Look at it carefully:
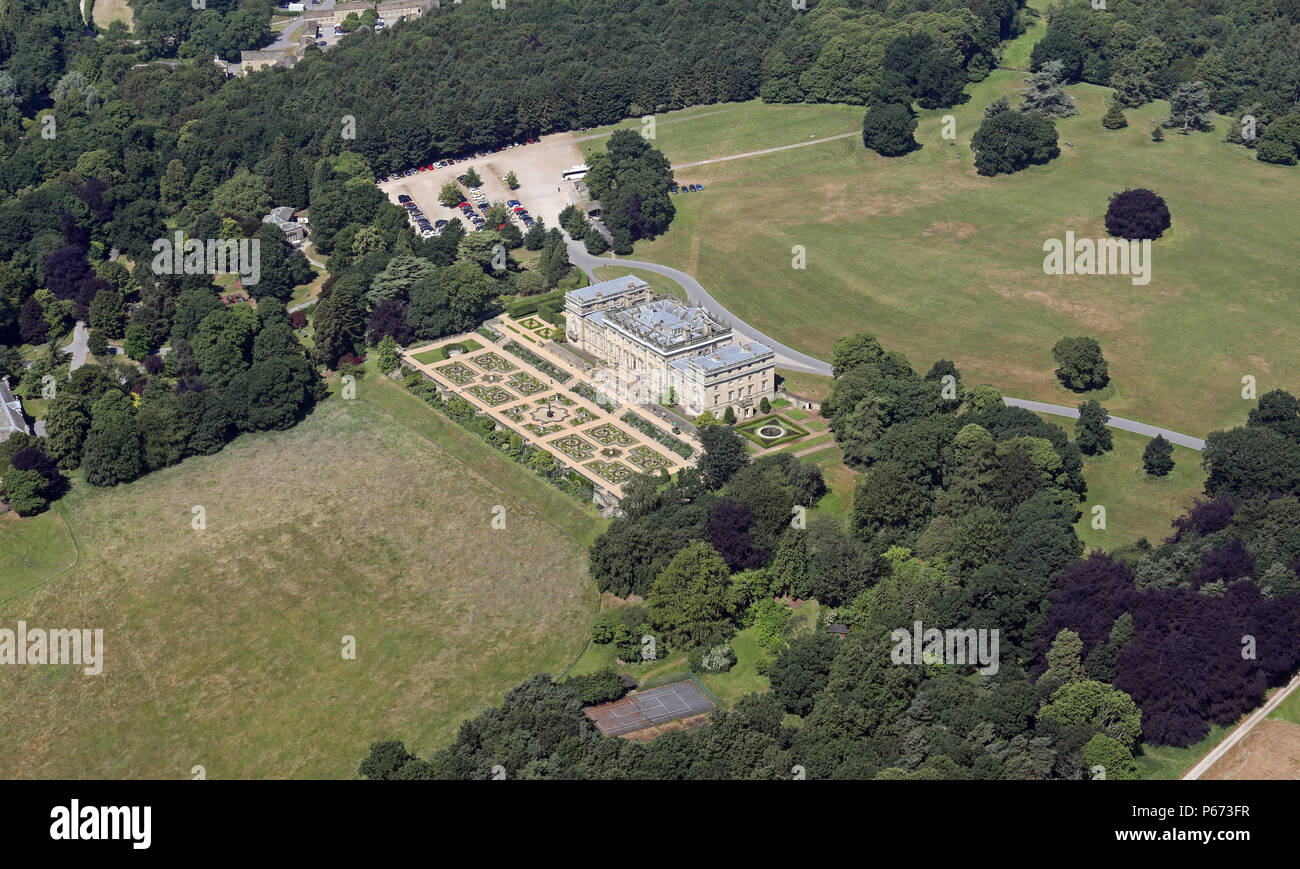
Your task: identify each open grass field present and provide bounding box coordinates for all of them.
[1073,428,1206,551]
[0,374,604,778]
[0,506,79,601]
[90,0,131,30]
[1200,718,1300,779]
[580,103,864,168]
[626,78,1299,440]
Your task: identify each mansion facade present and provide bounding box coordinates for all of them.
[564,276,775,418]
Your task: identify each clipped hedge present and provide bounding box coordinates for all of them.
[537,307,566,326]
[507,289,565,319]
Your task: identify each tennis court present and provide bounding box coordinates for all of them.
[584,680,716,737]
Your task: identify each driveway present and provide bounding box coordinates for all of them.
[1183,672,1300,779]
[67,321,89,371]
[565,245,1206,449]
[268,1,336,52]
[565,242,830,376]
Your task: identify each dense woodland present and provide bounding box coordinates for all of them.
[3,0,1300,777]
[365,337,1300,779]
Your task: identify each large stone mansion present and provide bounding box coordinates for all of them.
[564,276,775,419]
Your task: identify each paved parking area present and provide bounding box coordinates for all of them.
[402,319,696,499]
[376,134,587,234]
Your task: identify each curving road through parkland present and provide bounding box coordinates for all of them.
[565,242,1206,451]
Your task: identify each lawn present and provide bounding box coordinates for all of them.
[736,413,810,448]
[90,0,131,29]
[779,432,834,454]
[567,599,824,709]
[1268,685,1300,727]
[0,375,605,778]
[580,102,864,169]
[412,339,484,365]
[1135,725,1229,780]
[592,265,688,303]
[288,267,325,310]
[777,369,833,404]
[997,0,1047,71]
[627,79,1300,439]
[803,444,859,520]
[1073,428,1206,551]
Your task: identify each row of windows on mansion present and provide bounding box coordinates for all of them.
[563,276,775,418]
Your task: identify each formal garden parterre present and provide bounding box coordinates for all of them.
[402,331,693,497]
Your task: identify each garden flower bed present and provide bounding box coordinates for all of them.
[626,445,673,471]
[585,423,637,447]
[552,434,597,461]
[436,361,478,386]
[586,459,634,485]
[466,384,517,406]
[507,371,548,396]
[468,351,516,373]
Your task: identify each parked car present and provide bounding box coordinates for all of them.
[507,200,521,208]
[434,220,447,230]
[397,194,410,202]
